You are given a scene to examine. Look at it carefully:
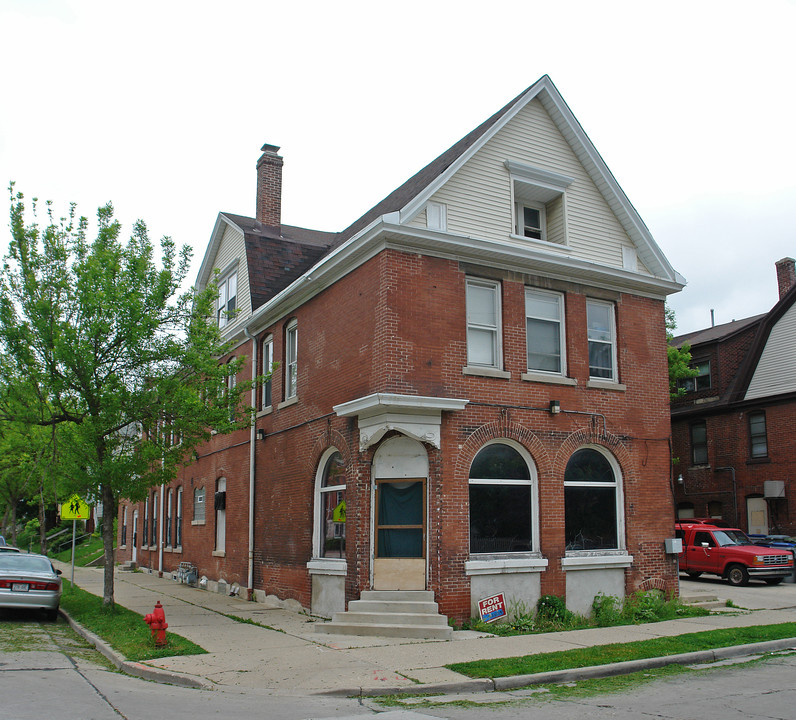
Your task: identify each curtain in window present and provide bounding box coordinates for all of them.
[377,481,423,558]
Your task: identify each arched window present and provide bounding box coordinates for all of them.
[469,441,536,554]
[315,450,346,558]
[564,447,622,551]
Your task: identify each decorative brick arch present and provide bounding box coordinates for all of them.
[455,419,551,481]
[552,426,634,482]
[309,427,352,475]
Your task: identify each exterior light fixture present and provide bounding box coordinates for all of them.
[549,400,561,415]
[677,474,684,485]
[256,429,266,441]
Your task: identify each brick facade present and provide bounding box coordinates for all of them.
[118,249,678,620]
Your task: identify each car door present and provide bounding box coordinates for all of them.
[688,530,720,573]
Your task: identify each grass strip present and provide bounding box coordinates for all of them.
[59,581,207,662]
[447,622,796,678]
[50,535,105,566]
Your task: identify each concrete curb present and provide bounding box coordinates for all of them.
[59,609,214,690]
[318,637,796,697]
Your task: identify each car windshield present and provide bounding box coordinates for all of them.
[713,530,749,547]
[0,555,54,573]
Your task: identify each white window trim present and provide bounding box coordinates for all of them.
[217,268,238,328]
[564,444,626,554]
[310,448,348,568]
[586,299,618,382]
[426,201,447,231]
[506,160,573,247]
[262,335,274,410]
[465,277,502,370]
[515,201,547,241]
[285,319,298,400]
[525,288,566,376]
[468,439,540,555]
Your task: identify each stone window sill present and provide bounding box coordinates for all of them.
[561,552,633,571]
[586,379,626,391]
[212,550,225,558]
[465,555,548,575]
[462,366,511,380]
[307,559,347,576]
[521,372,577,386]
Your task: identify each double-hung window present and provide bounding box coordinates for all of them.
[262,335,273,409]
[217,270,237,328]
[517,203,546,240]
[285,320,298,399]
[193,487,205,524]
[691,421,708,465]
[749,412,767,458]
[466,278,501,369]
[680,361,711,392]
[526,289,565,374]
[587,300,617,381]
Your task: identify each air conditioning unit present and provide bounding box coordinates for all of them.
[764,480,785,499]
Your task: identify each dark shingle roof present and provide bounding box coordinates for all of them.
[673,314,766,347]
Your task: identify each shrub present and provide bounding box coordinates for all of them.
[535,594,574,629]
[592,592,622,626]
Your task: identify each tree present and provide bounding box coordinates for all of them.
[666,304,697,400]
[0,186,250,606]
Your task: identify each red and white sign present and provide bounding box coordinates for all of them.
[477,592,507,623]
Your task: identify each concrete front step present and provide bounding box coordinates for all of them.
[330,611,449,626]
[315,589,453,639]
[315,621,453,639]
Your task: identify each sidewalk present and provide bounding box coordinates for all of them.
[56,562,796,696]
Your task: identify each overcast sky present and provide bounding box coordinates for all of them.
[1,0,794,335]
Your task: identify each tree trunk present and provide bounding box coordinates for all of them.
[101,482,116,607]
[38,485,47,555]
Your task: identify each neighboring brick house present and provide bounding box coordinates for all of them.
[117,75,685,621]
[672,257,796,536]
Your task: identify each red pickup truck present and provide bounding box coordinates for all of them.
[675,522,794,586]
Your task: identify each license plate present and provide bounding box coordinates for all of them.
[11,583,29,592]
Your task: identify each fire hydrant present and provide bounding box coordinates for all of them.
[144,601,168,647]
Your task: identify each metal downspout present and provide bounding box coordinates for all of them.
[244,326,258,599]
[158,482,165,576]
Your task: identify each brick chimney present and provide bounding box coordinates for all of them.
[775,257,796,299]
[256,144,283,227]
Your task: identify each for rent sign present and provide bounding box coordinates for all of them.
[477,592,507,623]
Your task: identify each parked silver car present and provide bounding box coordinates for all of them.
[0,553,62,620]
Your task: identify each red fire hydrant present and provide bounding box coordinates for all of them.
[144,601,168,647]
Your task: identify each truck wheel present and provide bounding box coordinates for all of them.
[726,564,750,586]
[686,571,702,579]
[765,578,784,585]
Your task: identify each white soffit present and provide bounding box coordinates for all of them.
[334,393,469,450]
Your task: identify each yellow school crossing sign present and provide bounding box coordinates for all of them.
[61,495,90,520]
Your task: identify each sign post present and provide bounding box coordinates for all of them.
[60,495,91,586]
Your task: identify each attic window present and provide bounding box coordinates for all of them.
[506,161,573,246]
[217,270,237,328]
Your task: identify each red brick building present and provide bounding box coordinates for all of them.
[672,258,796,537]
[117,76,685,623]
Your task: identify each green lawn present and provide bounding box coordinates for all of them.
[447,622,796,678]
[59,581,207,662]
[50,535,106,566]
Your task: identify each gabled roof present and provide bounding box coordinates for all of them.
[673,315,766,348]
[672,282,796,412]
[331,75,681,285]
[199,75,684,332]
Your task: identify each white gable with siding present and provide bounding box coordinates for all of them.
[409,97,647,276]
[745,303,796,400]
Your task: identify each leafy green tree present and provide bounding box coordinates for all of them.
[666,304,697,400]
[0,186,250,606]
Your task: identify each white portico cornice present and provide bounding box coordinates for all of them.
[333,393,469,450]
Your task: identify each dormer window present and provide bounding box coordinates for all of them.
[217,270,237,328]
[506,160,573,246]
